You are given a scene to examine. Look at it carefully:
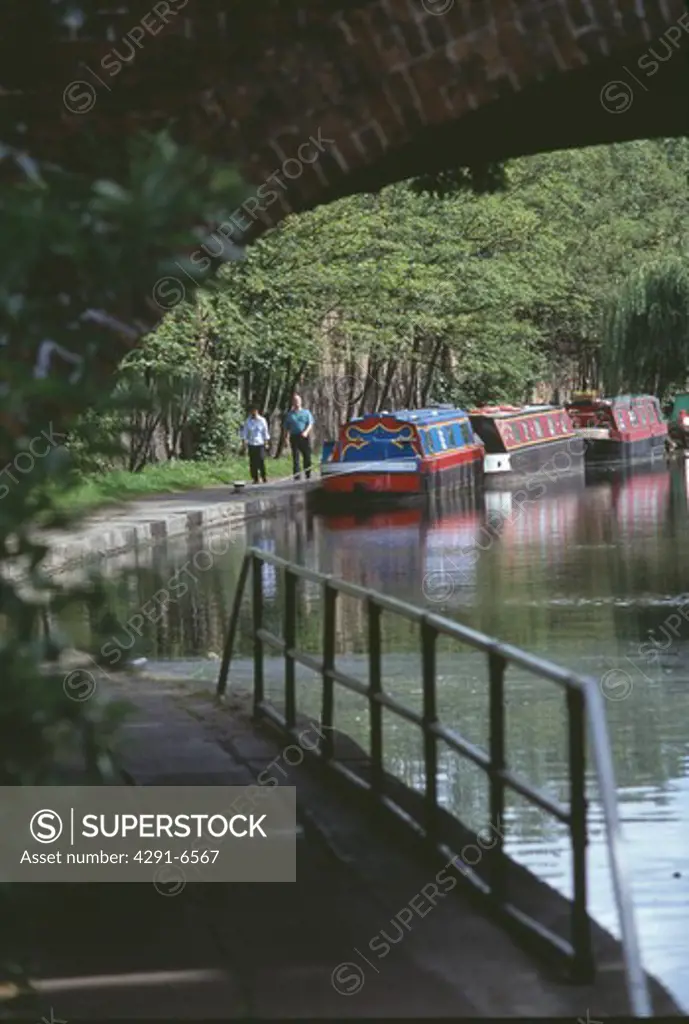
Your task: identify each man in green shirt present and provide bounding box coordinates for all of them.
[283,393,314,480]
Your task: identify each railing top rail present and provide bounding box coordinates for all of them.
[246,547,592,694]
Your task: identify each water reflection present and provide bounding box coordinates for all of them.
[314,494,483,606]
[60,465,689,1007]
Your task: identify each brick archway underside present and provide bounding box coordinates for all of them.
[2,0,688,380]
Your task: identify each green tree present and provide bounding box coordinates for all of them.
[603,258,689,397]
[0,130,246,782]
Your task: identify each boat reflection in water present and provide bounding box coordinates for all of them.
[580,463,673,543]
[315,492,483,608]
[610,465,672,538]
[312,467,684,624]
[484,465,675,566]
[315,471,597,611]
[482,475,585,569]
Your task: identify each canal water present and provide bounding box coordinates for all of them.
[64,460,689,1008]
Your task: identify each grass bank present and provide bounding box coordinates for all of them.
[54,455,295,515]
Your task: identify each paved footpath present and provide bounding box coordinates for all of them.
[16,669,681,1019]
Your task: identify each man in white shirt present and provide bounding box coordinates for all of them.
[241,405,270,484]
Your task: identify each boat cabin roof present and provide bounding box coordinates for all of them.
[568,393,659,407]
[348,406,469,427]
[469,404,559,419]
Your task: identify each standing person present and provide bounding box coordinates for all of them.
[241,405,270,484]
[284,393,314,480]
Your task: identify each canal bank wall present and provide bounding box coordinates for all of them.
[35,480,316,578]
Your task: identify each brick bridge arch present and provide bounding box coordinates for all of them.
[3,0,688,380]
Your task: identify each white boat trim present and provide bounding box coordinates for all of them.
[574,427,611,440]
[484,453,512,474]
[321,459,420,476]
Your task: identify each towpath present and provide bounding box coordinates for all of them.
[11,666,680,1019]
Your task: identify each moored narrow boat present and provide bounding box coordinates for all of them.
[312,407,484,508]
[468,404,583,487]
[565,392,667,466]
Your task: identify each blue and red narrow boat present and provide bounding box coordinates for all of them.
[565,393,667,466]
[314,407,484,506]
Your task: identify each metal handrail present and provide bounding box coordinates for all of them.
[218,547,651,1017]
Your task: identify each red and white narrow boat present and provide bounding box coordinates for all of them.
[565,393,667,466]
[468,404,583,486]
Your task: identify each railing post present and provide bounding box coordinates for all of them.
[284,568,297,729]
[252,553,264,716]
[217,554,251,698]
[368,600,383,794]
[421,620,438,839]
[321,581,336,760]
[488,651,507,903]
[568,686,593,981]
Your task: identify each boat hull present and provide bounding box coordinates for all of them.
[423,451,484,497]
[566,393,668,468]
[482,436,585,488]
[583,433,667,466]
[311,450,483,509]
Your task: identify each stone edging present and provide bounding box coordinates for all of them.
[39,502,248,576]
[38,483,315,576]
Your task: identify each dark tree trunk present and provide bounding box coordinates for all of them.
[421,338,443,405]
[405,331,420,408]
[378,359,397,412]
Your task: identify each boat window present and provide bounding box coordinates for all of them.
[451,423,464,447]
[424,429,435,453]
[638,404,647,425]
[546,416,555,436]
[429,428,442,451]
[533,420,544,438]
[627,408,638,427]
[461,421,473,445]
[434,427,447,451]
